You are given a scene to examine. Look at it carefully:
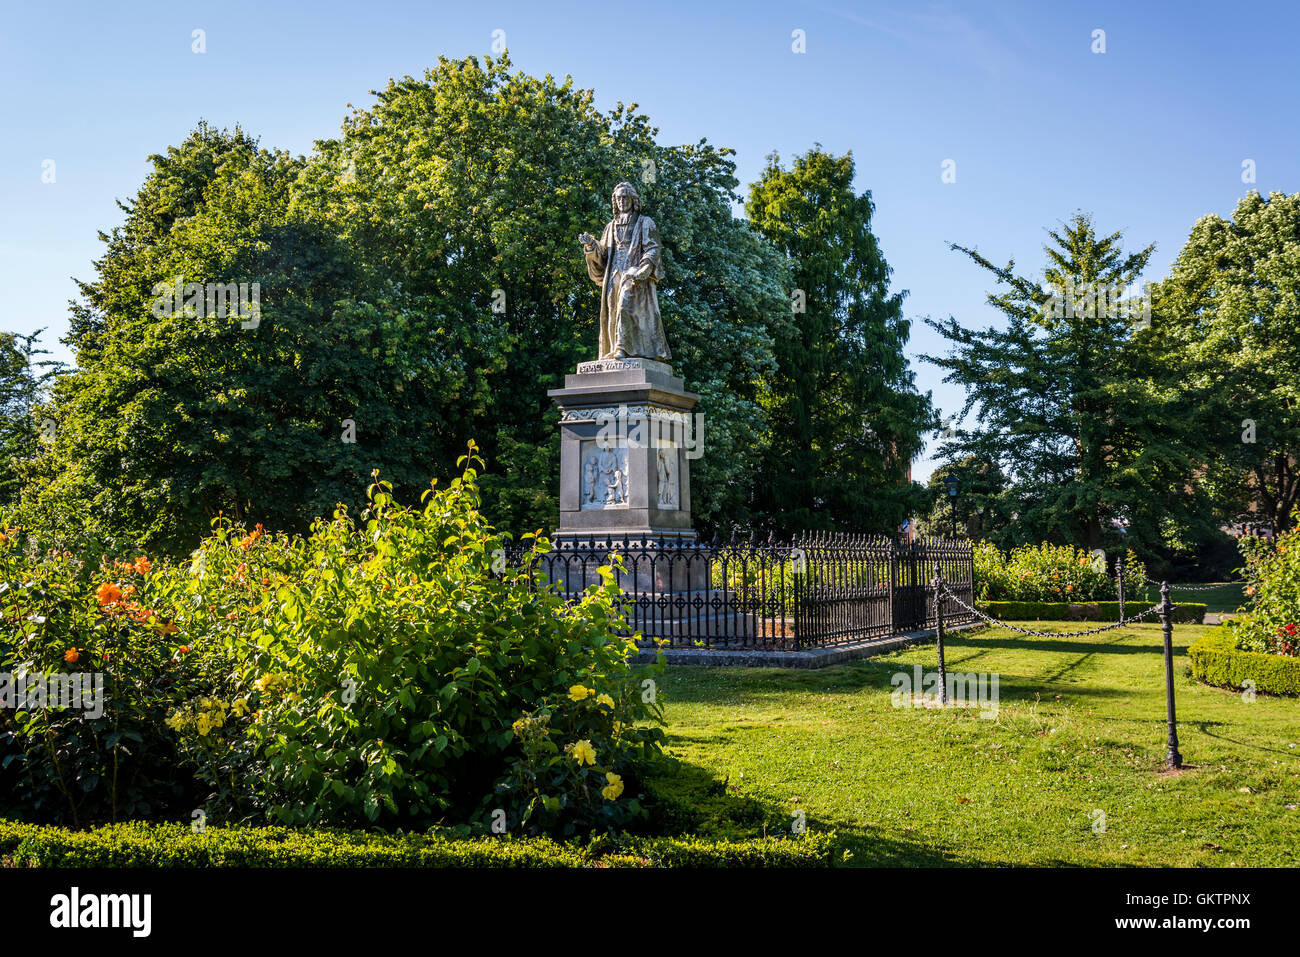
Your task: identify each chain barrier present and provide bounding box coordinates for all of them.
[1142,577,1244,592]
[936,579,1162,638]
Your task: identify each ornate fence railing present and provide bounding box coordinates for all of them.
[503,533,976,651]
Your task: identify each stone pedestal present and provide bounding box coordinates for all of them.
[548,358,700,542]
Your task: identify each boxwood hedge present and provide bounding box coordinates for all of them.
[977,601,1205,624]
[0,820,835,869]
[1188,625,1300,697]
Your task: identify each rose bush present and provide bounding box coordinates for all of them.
[974,541,1145,603]
[0,533,212,826]
[1229,523,1300,657]
[2,443,667,836]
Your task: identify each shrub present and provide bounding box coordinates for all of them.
[0,820,835,869]
[974,541,1145,603]
[1236,534,1277,589]
[1228,523,1300,657]
[0,536,211,826]
[149,445,668,834]
[1189,625,1300,696]
[2,443,668,838]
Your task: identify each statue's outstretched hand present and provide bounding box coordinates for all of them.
[578,232,597,250]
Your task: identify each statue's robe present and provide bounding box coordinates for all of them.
[584,213,670,361]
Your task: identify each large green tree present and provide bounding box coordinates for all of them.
[37,57,788,552]
[291,55,787,534]
[0,330,60,505]
[1154,190,1300,537]
[923,214,1205,554]
[39,123,422,552]
[744,148,933,535]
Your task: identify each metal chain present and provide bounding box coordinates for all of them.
[937,580,1162,638]
[1142,577,1244,592]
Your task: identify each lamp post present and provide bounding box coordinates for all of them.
[943,474,960,539]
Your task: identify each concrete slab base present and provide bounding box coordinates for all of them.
[632,622,987,669]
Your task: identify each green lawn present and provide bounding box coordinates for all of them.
[1127,582,1246,614]
[655,621,1300,866]
[1170,582,1247,615]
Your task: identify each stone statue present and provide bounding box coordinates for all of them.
[596,447,627,506]
[578,182,671,361]
[656,448,678,509]
[582,455,598,506]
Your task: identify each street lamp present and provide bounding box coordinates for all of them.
[943,474,960,539]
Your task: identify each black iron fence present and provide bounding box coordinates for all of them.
[503,533,976,651]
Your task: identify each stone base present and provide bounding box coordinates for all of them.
[548,360,700,539]
[630,622,988,668]
[575,357,673,376]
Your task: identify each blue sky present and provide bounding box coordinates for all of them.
[2,0,1296,480]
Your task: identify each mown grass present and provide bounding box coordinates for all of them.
[1129,582,1246,614]
[654,621,1300,867]
[1168,582,1247,615]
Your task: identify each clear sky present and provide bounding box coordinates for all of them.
[3,0,1296,480]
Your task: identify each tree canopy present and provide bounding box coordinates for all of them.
[922,213,1207,554]
[745,147,933,535]
[31,56,793,553]
[1153,190,1300,538]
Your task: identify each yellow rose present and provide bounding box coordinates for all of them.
[231,698,249,717]
[601,773,624,801]
[596,694,615,710]
[570,739,597,766]
[568,685,589,702]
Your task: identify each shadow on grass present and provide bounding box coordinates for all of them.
[662,657,1140,708]
[643,759,974,866]
[956,636,1168,657]
[1193,719,1300,758]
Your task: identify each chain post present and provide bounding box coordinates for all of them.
[1159,581,1183,770]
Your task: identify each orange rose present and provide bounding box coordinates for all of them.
[128,604,156,623]
[64,648,80,664]
[178,645,191,654]
[96,582,122,606]
[134,556,151,575]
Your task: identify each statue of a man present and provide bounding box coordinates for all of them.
[578,182,671,361]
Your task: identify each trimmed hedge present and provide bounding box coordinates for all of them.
[977,601,1206,624]
[0,820,835,869]
[1188,625,1300,697]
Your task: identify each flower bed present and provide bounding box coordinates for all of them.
[0,445,667,837]
[1228,523,1300,657]
[974,542,1145,602]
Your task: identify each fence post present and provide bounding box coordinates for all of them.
[1117,552,1126,621]
[888,539,897,635]
[933,561,948,706]
[1159,581,1183,770]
